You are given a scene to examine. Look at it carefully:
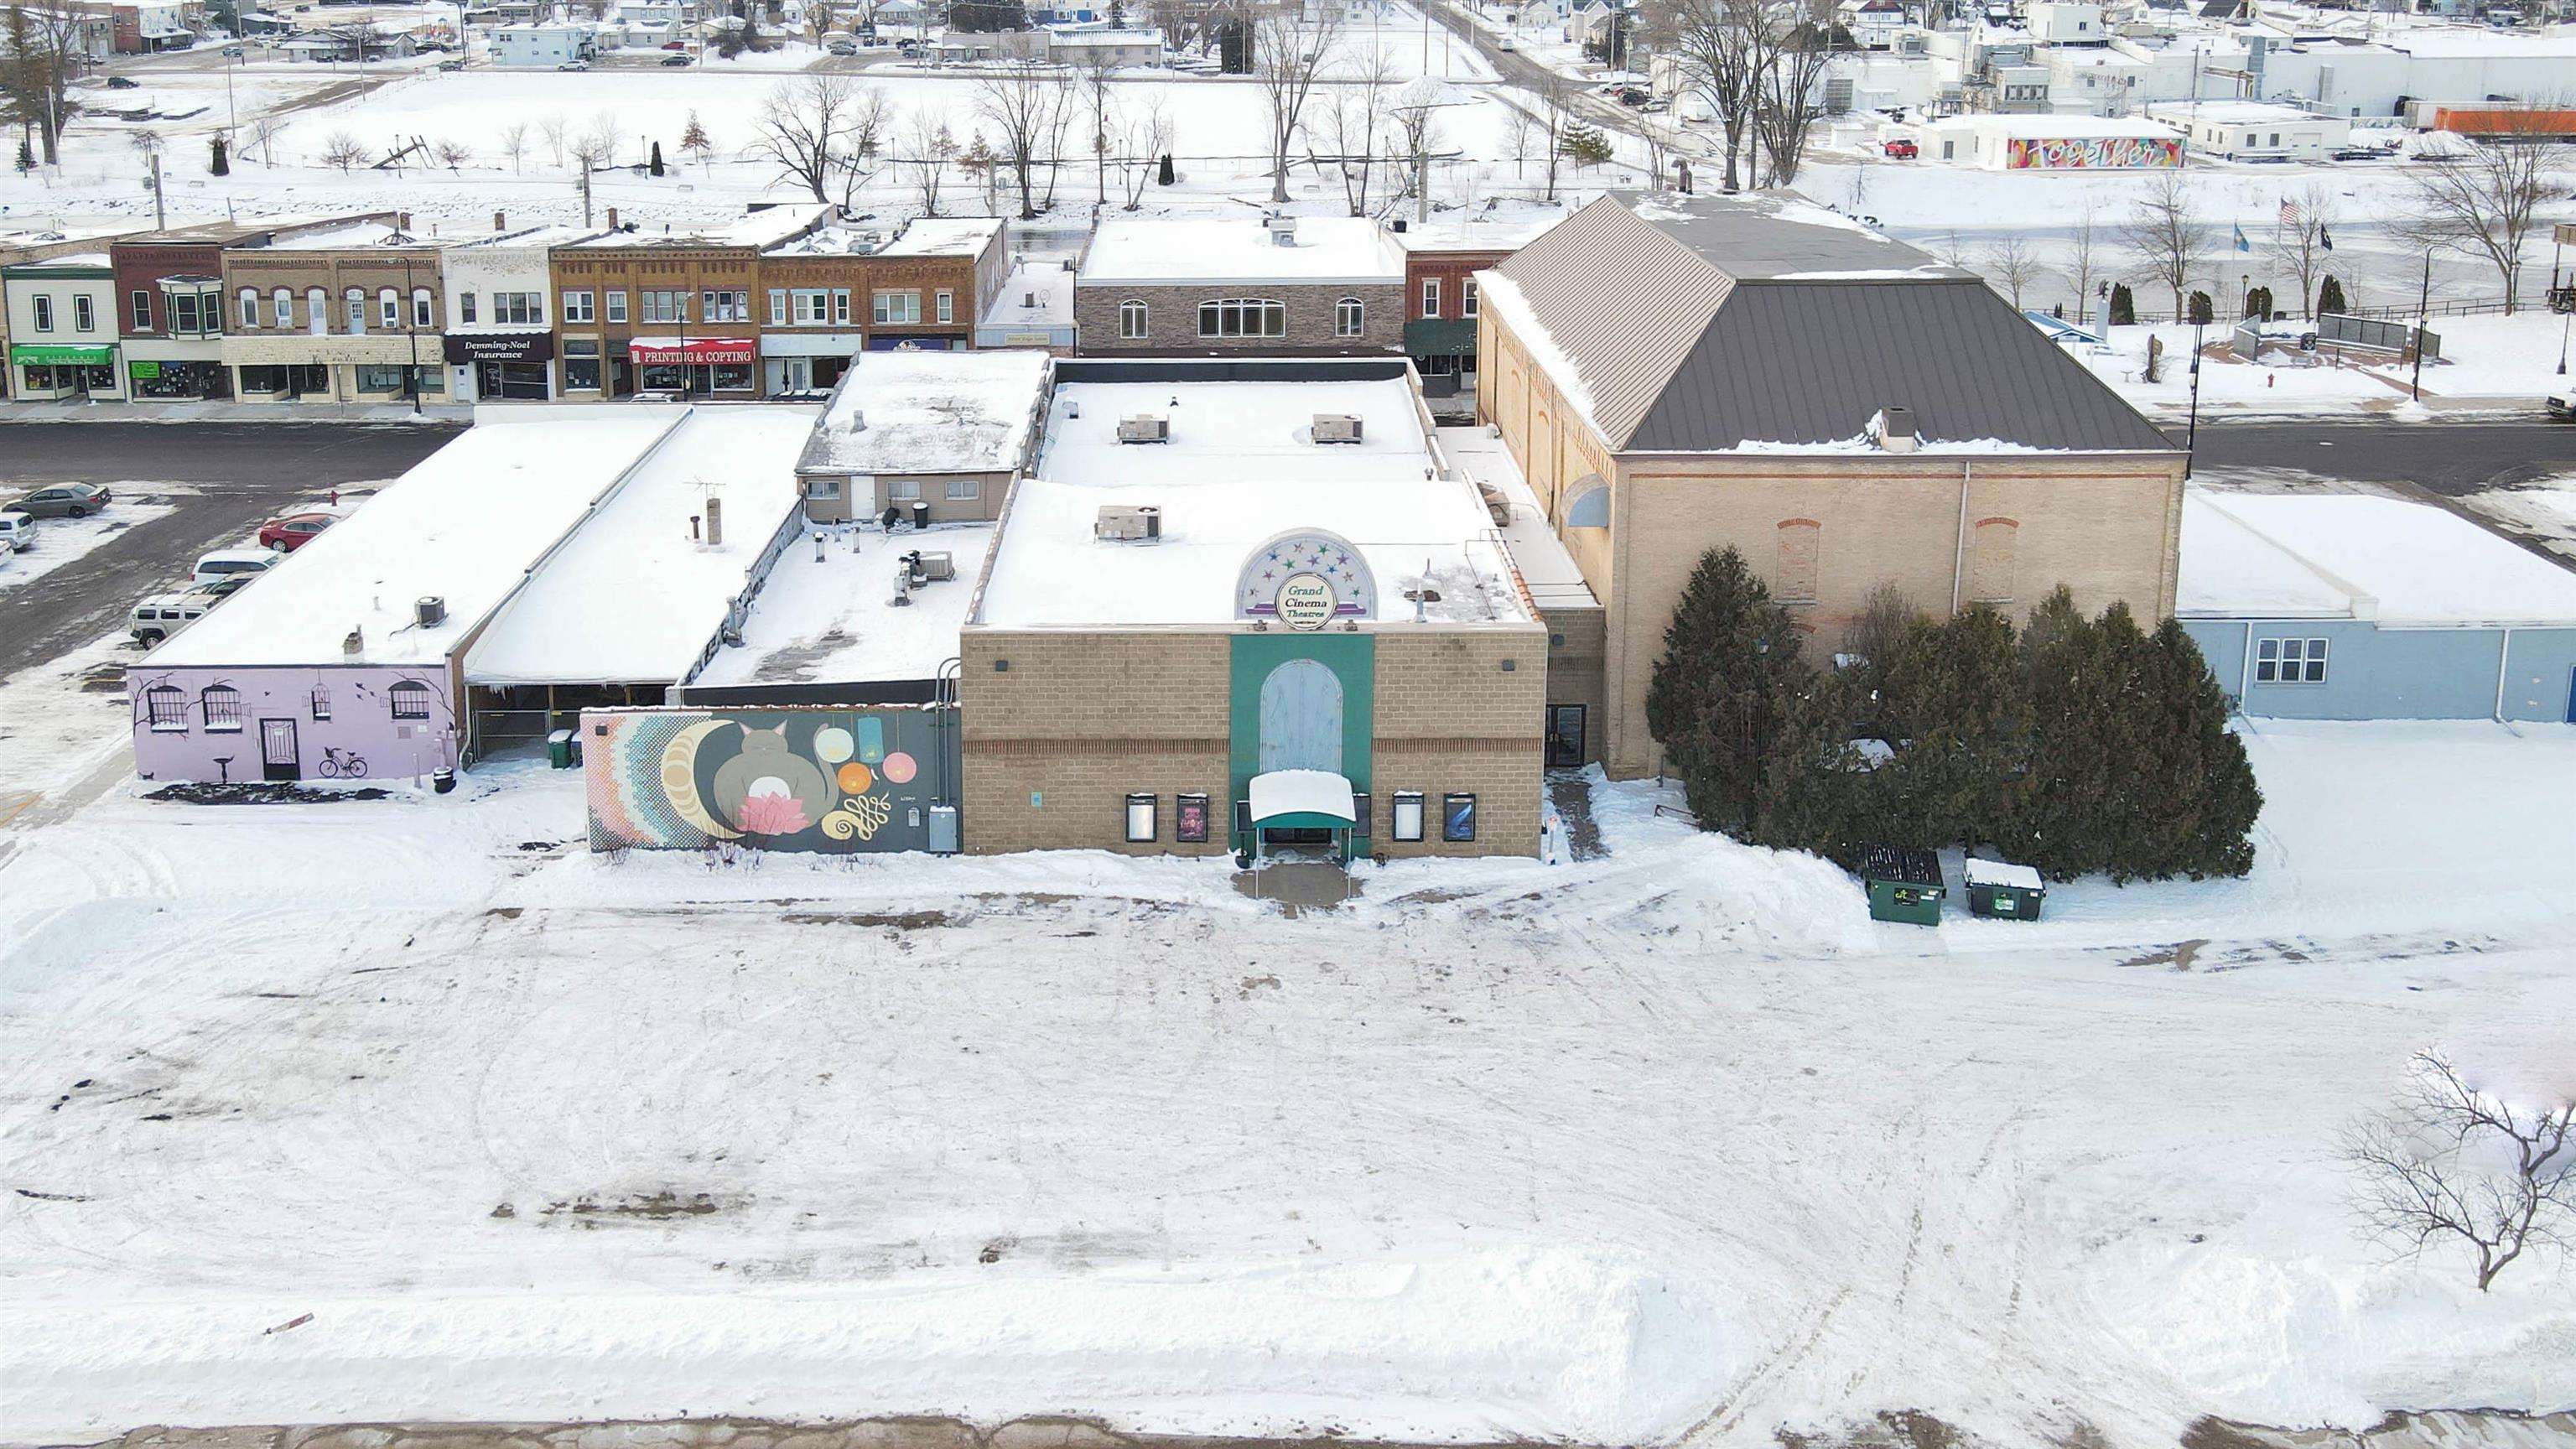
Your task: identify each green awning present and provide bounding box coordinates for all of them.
[12,344,115,365]
[1403,318,1478,357]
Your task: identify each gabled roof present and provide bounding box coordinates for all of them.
[1488,194,2177,455]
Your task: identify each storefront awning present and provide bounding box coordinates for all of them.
[444,330,556,364]
[1248,769,1357,825]
[628,336,756,365]
[12,344,115,365]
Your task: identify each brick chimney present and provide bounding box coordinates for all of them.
[493,210,507,231]
[606,206,620,231]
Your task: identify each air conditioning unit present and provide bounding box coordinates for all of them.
[1477,483,1511,528]
[1265,214,1300,246]
[1311,413,1364,444]
[1117,414,1170,444]
[1095,505,1162,542]
[415,595,448,628]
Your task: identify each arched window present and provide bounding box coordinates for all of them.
[1969,517,2018,605]
[377,287,399,329]
[1774,518,1820,604]
[275,287,294,328]
[1334,296,1364,338]
[305,288,326,334]
[200,684,244,732]
[240,287,262,329]
[1562,475,1610,529]
[411,288,434,327]
[344,288,366,333]
[1118,298,1148,340]
[388,680,434,720]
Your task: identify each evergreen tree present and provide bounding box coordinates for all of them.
[209,135,229,175]
[1557,122,1613,173]
[1157,151,1174,185]
[2316,274,2347,314]
[1745,667,1874,869]
[2128,618,2261,880]
[1879,607,2030,851]
[2187,289,2215,326]
[649,140,664,176]
[1644,548,1804,830]
[15,136,34,175]
[2012,589,2126,878]
[1108,0,1124,24]
[2109,283,2136,327]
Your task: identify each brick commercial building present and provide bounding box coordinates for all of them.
[549,206,831,402]
[1393,210,1565,402]
[111,214,393,402]
[218,217,452,404]
[1476,193,2188,780]
[757,216,1007,394]
[1072,215,1406,358]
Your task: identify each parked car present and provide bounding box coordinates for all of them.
[257,512,336,551]
[660,51,692,64]
[1497,33,1514,49]
[0,512,32,553]
[556,59,588,70]
[825,38,855,54]
[1883,137,1919,159]
[661,39,687,48]
[2547,387,2573,421]
[104,74,140,88]
[6,482,111,518]
[192,548,278,587]
[129,588,226,647]
[438,57,465,70]
[221,43,244,55]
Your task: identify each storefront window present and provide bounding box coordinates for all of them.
[238,365,288,394]
[638,361,686,392]
[19,363,56,390]
[562,339,601,392]
[356,364,407,392]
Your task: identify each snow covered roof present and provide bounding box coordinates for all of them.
[1047,25,1164,44]
[2147,100,2331,122]
[148,408,688,670]
[876,216,1005,257]
[2179,491,2576,628]
[259,221,439,251]
[567,205,831,252]
[974,373,1527,629]
[983,258,1076,328]
[1078,216,1406,288]
[1249,769,1357,823]
[449,224,611,252]
[797,350,1052,477]
[693,522,999,688]
[1438,423,1596,614]
[1927,113,2184,139]
[3,251,113,271]
[465,407,820,688]
[1391,208,1570,256]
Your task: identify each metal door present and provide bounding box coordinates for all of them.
[259,718,299,782]
[1545,704,1587,768]
[2566,666,2575,724]
[1258,659,1343,775]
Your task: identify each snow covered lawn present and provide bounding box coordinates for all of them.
[3,723,2573,1444]
[0,501,178,595]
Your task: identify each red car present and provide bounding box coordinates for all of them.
[1882,138,1919,159]
[258,512,335,551]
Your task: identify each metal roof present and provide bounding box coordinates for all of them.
[1493,195,2179,455]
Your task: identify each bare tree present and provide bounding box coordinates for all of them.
[1113,92,1171,210]
[1250,1,1342,205]
[569,109,621,171]
[1504,106,1535,182]
[2276,181,2335,320]
[1038,65,1078,210]
[900,106,956,216]
[2392,112,2565,314]
[1751,0,1831,185]
[1535,73,1569,203]
[129,127,164,158]
[975,58,1064,220]
[538,110,569,167]
[1981,233,2043,309]
[434,138,472,169]
[1649,0,1777,193]
[247,114,287,167]
[1076,50,1117,207]
[320,130,369,172]
[2121,169,2209,321]
[496,119,531,173]
[749,72,858,202]
[1,2,90,164]
[836,83,891,210]
[1313,45,1394,216]
[2342,1051,2574,1292]
[2065,200,2103,330]
[1390,75,1449,205]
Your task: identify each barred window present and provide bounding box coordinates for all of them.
[146,686,189,731]
[389,680,434,720]
[202,685,244,732]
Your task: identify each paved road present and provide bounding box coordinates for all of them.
[0,422,462,678]
[2183,419,2576,496]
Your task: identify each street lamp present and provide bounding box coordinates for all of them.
[401,249,423,416]
[2411,246,2438,402]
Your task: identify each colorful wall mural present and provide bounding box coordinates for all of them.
[585,705,958,853]
[2005,136,2182,169]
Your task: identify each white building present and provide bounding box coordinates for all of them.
[489,23,596,65]
[2025,0,2106,43]
[442,222,607,402]
[1921,112,2184,167]
[2148,99,2350,159]
[1043,25,1165,65]
[3,253,125,402]
[1841,0,1907,49]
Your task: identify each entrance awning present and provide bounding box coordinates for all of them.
[12,344,115,365]
[1248,769,1356,825]
[628,336,756,365]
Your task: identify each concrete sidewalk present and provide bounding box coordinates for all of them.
[0,398,475,426]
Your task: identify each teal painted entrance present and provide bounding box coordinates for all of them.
[1229,633,1374,859]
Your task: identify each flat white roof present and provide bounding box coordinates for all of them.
[260,221,436,252]
[1436,424,1597,614]
[877,217,1004,257]
[1078,216,1405,288]
[2179,490,2576,628]
[568,205,830,251]
[984,259,1077,328]
[465,406,820,687]
[1392,210,1569,255]
[450,224,610,251]
[1929,113,2184,139]
[693,522,997,687]
[149,408,687,669]
[975,377,1527,629]
[2149,100,2334,122]
[799,349,1051,476]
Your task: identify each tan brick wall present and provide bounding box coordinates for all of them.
[958,628,1233,855]
[1368,628,1547,859]
[1600,454,2186,776]
[1072,283,1406,356]
[1538,601,1607,763]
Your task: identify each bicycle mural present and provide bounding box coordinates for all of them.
[584,706,958,854]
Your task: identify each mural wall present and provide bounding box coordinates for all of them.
[2006,136,2183,169]
[585,705,958,853]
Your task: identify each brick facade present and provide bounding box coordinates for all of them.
[218,244,451,404]
[1071,283,1406,357]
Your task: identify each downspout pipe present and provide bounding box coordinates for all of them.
[1951,460,1973,615]
[2494,626,2512,722]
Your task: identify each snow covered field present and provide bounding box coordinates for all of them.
[3,717,2573,1444]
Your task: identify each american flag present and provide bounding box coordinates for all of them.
[2278,195,2302,226]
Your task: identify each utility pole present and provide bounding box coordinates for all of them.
[579,166,594,226]
[2410,247,2431,402]
[148,151,165,228]
[402,250,423,414]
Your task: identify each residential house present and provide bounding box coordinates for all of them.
[1841,0,1906,48]
[219,216,449,403]
[4,254,127,401]
[488,22,595,64]
[1043,24,1164,65]
[1475,193,2188,776]
[1072,215,1406,359]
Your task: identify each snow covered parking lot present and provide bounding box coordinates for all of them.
[2,722,2573,1446]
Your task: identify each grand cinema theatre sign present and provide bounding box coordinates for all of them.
[1236,529,1377,630]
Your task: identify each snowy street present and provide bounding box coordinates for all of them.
[4,720,2573,1446]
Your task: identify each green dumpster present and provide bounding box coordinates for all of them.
[1861,844,1945,926]
[1964,857,2046,920]
[547,728,576,769]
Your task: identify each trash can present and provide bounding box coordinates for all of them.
[546,728,575,769]
[908,500,931,531]
[1860,844,1945,926]
[432,766,456,794]
[1964,857,2046,920]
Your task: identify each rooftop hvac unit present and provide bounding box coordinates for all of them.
[1095,505,1162,542]
[1117,414,1171,444]
[1265,214,1300,246]
[415,595,447,628]
[1875,407,1919,453]
[1311,413,1364,444]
